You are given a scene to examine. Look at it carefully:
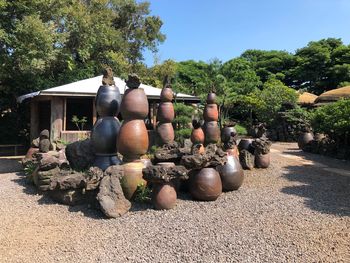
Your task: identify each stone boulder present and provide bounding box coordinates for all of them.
[65,139,95,171]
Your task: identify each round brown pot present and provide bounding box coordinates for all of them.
[157,102,175,123]
[221,126,237,143]
[152,182,177,210]
[160,86,174,102]
[120,88,149,120]
[191,127,205,144]
[121,160,147,200]
[204,121,220,145]
[91,117,121,155]
[157,122,175,144]
[118,120,149,161]
[206,92,216,104]
[217,155,244,191]
[298,132,314,150]
[203,104,218,122]
[190,168,222,201]
[254,152,270,168]
[95,85,122,117]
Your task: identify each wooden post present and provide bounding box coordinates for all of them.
[63,98,67,131]
[50,97,64,141]
[152,102,157,130]
[30,100,39,140]
[92,98,97,125]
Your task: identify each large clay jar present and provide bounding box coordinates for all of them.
[190,168,222,201]
[204,121,220,144]
[160,86,174,102]
[238,139,254,153]
[226,147,239,158]
[152,183,177,210]
[191,126,205,144]
[157,102,175,123]
[120,88,149,120]
[217,155,244,191]
[95,85,121,117]
[221,126,237,143]
[121,160,147,200]
[157,123,175,144]
[206,92,216,104]
[254,152,270,168]
[91,117,121,155]
[298,132,314,149]
[203,104,218,121]
[118,120,149,161]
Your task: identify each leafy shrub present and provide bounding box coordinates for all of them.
[235,124,248,135]
[284,106,313,131]
[134,182,152,203]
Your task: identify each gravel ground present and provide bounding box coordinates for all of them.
[0,143,349,263]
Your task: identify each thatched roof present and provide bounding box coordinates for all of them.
[297,92,318,105]
[315,86,350,104]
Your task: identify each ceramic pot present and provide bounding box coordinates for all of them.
[95,85,121,117]
[204,121,220,145]
[152,183,177,210]
[91,117,121,155]
[157,102,175,123]
[217,155,244,191]
[254,152,270,168]
[298,132,314,149]
[121,160,147,200]
[206,92,216,104]
[238,139,254,153]
[120,88,149,120]
[191,127,205,144]
[190,168,222,201]
[118,120,149,161]
[157,122,175,144]
[160,86,174,102]
[203,104,218,122]
[221,126,237,143]
[93,155,121,171]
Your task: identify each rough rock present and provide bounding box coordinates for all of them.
[58,149,70,169]
[39,154,59,171]
[97,169,131,218]
[65,139,95,171]
[239,149,255,170]
[31,137,40,148]
[252,137,272,155]
[39,138,50,153]
[49,171,86,191]
[181,144,227,169]
[142,165,188,184]
[85,167,104,190]
[154,142,183,163]
[36,167,60,191]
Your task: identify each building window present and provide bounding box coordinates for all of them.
[65,98,93,131]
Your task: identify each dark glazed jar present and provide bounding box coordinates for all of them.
[117,119,149,161]
[190,168,222,201]
[238,139,254,153]
[206,92,217,104]
[221,126,237,143]
[204,121,220,144]
[203,104,219,122]
[217,155,244,191]
[298,132,314,150]
[120,88,149,120]
[157,123,175,144]
[91,117,121,155]
[160,86,174,102]
[95,85,121,117]
[254,152,270,168]
[157,102,175,123]
[152,183,177,210]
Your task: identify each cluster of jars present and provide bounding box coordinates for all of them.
[189,91,244,202]
[91,82,122,170]
[156,83,175,144]
[238,138,271,168]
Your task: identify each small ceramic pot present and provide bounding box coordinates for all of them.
[206,92,216,104]
[157,122,175,144]
[190,168,222,201]
[221,126,237,143]
[157,102,175,123]
[118,120,149,161]
[203,104,219,122]
[160,86,174,102]
[238,139,254,153]
[203,121,220,145]
[95,85,122,117]
[121,160,147,200]
[254,152,270,168]
[217,155,244,191]
[120,88,149,120]
[152,183,177,210]
[191,126,205,144]
[298,132,314,149]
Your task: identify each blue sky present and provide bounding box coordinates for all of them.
[143,0,350,66]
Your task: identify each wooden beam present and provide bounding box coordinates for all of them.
[92,98,97,124]
[30,100,39,141]
[50,97,64,141]
[63,98,67,131]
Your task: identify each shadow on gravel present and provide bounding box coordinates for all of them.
[281,165,350,216]
[0,158,22,173]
